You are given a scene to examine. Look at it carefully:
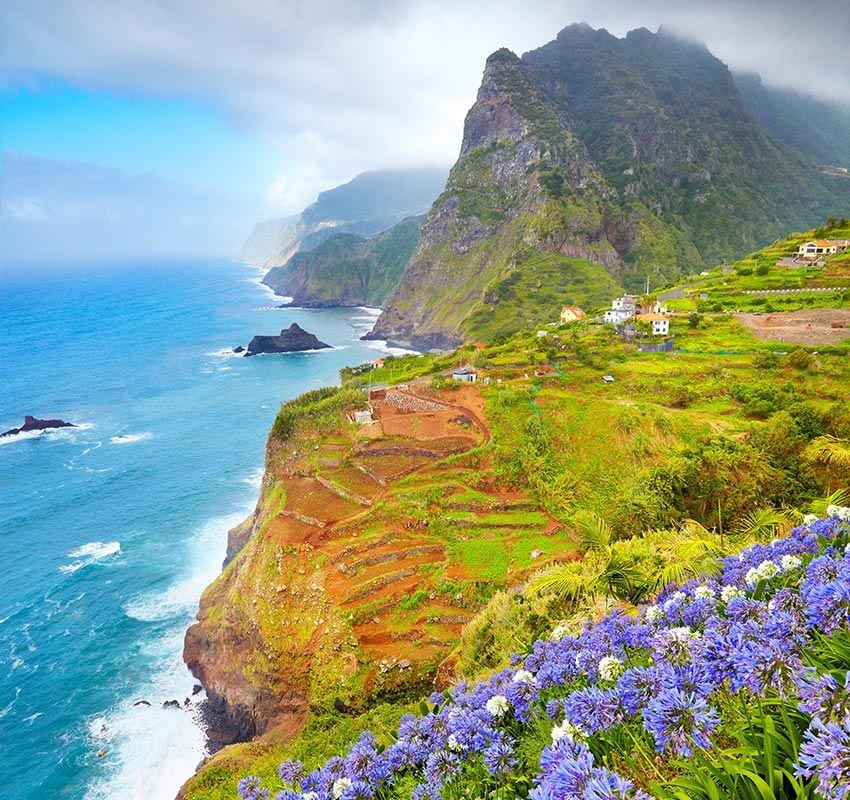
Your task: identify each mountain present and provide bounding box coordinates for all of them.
[368,24,850,350]
[240,215,300,268]
[734,72,850,168]
[239,167,447,267]
[262,215,423,307]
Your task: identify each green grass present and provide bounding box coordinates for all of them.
[447,538,511,581]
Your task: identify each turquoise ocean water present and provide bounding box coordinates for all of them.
[0,260,402,799]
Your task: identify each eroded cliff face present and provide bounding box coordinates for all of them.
[365,49,640,350]
[182,383,510,748]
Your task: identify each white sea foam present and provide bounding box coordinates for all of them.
[206,348,244,359]
[82,630,208,800]
[61,541,121,573]
[364,339,420,357]
[123,511,242,622]
[245,273,284,303]
[240,467,264,491]
[89,509,249,800]
[0,421,94,446]
[0,687,21,720]
[110,433,154,445]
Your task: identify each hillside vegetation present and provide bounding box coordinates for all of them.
[183,249,850,796]
[262,216,423,307]
[369,25,850,349]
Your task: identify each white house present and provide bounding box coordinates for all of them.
[603,308,634,325]
[642,313,670,336]
[452,366,477,383]
[612,295,638,312]
[798,240,840,258]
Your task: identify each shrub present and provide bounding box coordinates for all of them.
[788,347,814,371]
[729,380,788,417]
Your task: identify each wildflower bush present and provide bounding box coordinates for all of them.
[238,508,850,800]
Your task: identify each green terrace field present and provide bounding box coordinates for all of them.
[659,220,850,313]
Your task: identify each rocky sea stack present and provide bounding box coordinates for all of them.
[0,415,76,438]
[244,323,331,356]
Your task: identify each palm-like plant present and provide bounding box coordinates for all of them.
[733,507,794,541]
[808,488,850,517]
[804,435,850,471]
[527,512,726,605]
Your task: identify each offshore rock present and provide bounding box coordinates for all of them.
[1,415,76,438]
[244,323,330,355]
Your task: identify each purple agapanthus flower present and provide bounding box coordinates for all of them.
[643,687,720,756]
[795,715,850,800]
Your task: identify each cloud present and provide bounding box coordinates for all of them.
[0,152,260,263]
[1,1,848,228]
[4,197,48,221]
[3,2,845,188]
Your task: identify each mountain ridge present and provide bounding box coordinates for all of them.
[367,24,850,350]
[240,167,447,268]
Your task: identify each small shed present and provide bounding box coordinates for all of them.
[452,366,478,383]
[560,306,586,323]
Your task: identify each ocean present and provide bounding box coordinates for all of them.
[0,259,404,799]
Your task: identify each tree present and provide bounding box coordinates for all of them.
[688,313,703,329]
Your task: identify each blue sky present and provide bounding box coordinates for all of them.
[2,81,276,195]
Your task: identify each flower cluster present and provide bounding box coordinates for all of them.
[239,512,850,800]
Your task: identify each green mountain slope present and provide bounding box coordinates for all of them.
[368,25,850,350]
[262,215,423,307]
[734,71,850,167]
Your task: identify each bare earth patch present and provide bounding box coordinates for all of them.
[737,309,850,345]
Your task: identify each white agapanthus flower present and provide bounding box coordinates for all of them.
[332,778,353,799]
[667,626,700,641]
[447,734,466,752]
[645,604,663,622]
[486,694,510,718]
[598,655,623,682]
[757,559,780,580]
[721,585,743,602]
[663,591,686,612]
[512,669,535,684]
[302,794,319,800]
[694,585,715,600]
[827,504,850,521]
[745,567,761,587]
[550,623,570,640]
[803,513,818,525]
[780,554,802,572]
[551,719,585,742]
